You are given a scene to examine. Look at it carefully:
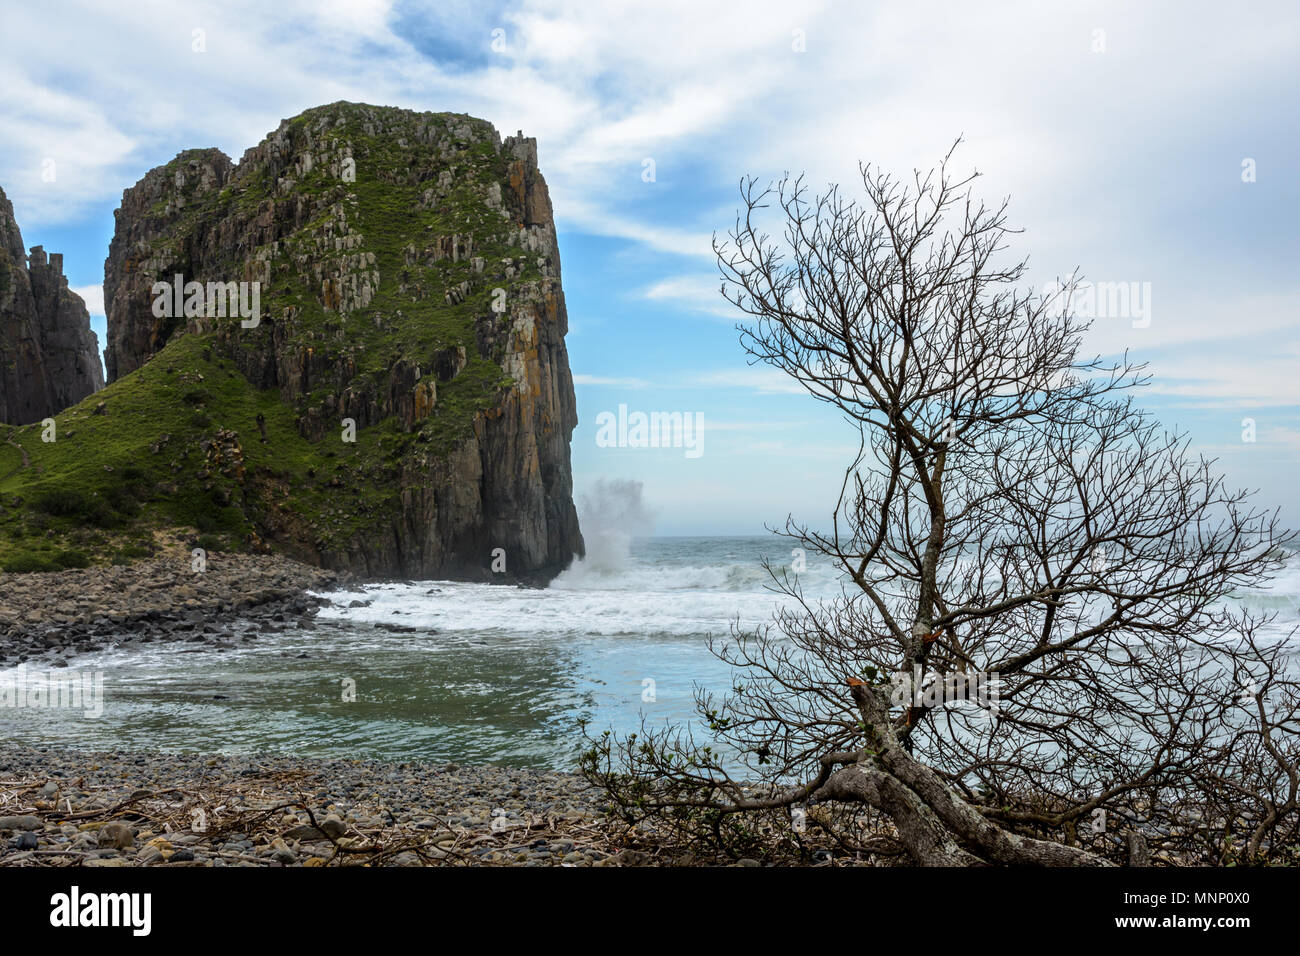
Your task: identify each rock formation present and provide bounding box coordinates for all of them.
[97,102,583,580]
[0,187,104,425]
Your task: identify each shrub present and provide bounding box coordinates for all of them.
[110,543,153,565]
[103,485,142,517]
[34,488,89,517]
[2,553,58,573]
[195,534,225,553]
[83,498,122,529]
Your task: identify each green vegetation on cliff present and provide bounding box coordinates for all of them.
[0,103,577,575]
[1,333,371,569]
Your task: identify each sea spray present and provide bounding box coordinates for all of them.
[556,479,656,581]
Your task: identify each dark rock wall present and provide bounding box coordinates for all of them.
[0,186,104,426]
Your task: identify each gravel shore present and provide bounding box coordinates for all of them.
[0,546,341,668]
[0,745,656,867]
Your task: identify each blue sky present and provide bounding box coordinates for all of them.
[2,0,1297,534]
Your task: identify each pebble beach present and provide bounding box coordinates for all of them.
[0,546,340,668]
[0,745,656,867]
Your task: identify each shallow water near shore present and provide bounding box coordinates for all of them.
[0,536,843,769]
[4,535,1299,771]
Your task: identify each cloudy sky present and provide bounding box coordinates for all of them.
[2,0,1297,534]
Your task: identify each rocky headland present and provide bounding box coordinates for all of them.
[0,104,609,870]
[1,101,583,583]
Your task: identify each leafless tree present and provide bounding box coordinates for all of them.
[582,144,1300,866]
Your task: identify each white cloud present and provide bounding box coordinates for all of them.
[553,195,714,258]
[641,275,733,318]
[694,367,807,395]
[70,284,104,316]
[0,0,1295,413]
[572,374,651,388]
[0,66,137,222]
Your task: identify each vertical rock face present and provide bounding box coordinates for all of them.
[103,149,234,383]
[0,187,104,425]
[101,103,583,581]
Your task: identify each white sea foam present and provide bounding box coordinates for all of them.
[316,545,846,641]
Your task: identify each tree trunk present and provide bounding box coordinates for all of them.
[816,682,1114,866]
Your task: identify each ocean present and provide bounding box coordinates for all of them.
[3,535,1297,770]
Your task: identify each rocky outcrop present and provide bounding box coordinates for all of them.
[0,187,104,425]
[103,149,234,383]
[101,103,583,581]
[0,544,338,667]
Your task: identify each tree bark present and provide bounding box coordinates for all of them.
[828,682,1114,866]
[815,762,983,866]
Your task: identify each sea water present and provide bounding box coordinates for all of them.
[3,536,1296,770]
